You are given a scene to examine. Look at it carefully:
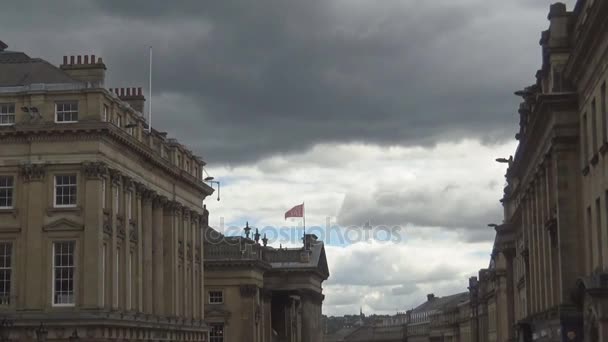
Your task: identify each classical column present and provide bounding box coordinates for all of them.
[134,183,144,312]
[82,162,108,309]
[152,194,167,316]
[141,189,154,314]
[164,201,180,317]
[20,164,46,309]
[110,169,122,311]
[190,211,198,320]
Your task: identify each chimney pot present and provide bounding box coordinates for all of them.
[70,56,75,64]
[127,88,131,96]
[63,56,68,65]
[120,88,125,97]
[90,55,95,64]
[138,87,142,96]
[77,55,82,64]
[84,55,89,64]
[427,293,435,301]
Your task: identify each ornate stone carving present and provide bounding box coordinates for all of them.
[187,243,192,259]
[129,226,138,241]
[240,284,258,298]
[135,182,147,198]
[152,195,168,208]
[82,161,108,179]
[20,163,45,182]
[178,241,184,258]
[195,247,201,263]
[141,189,156,204]
[103,222,112,235]
[166,201,182,214]
[190,210,199,223]
[109,169,122,185]
[123,176,134,191]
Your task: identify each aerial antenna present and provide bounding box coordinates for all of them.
[148,46,153,132]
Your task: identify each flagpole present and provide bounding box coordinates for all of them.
[303,201,306,249]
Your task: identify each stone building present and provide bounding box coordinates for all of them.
[0,41,213,340]
[204,225,329,342]
[472,1,608,341]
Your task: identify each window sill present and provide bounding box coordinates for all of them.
[47,206,82,216]
[0,208,17,218]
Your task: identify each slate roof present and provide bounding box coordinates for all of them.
[0,49,79,87]
[411,292,469,313]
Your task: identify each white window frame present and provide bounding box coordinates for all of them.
[126,191,132,220]
[52,241,76,307]
[102,243,106,306]
[54,174,77,208]
[0,242,12,305]
[210,323,225,342]
[55,101,79,123]
[114,248,120,308]
[208,290,224,304]
[116,114,122,128]
[101,178,106,209]
[0,103,15,126]
[0,176,14,209]
[102,104,109,122]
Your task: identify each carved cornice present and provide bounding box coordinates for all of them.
[135,182,146,198]
[20,163,46,182]
[240,284,258,298]
[82,161,108,179]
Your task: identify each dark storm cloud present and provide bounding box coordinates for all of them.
[0,0,570,164]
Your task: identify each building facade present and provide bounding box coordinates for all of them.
[204,226,329,342]
[473,1,608,341]
[0,42,214,340]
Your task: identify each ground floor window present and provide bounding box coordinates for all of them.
[0,242,11,305]
[210,323,224,342]
[53,241,75,306]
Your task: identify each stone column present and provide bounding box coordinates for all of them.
[163,201,179,317]
[20,164,46,309]
[190,211,198,320]
[135,183,145,312]
[109,169,122,311]
[81,162,107,308]
[141,189,154,314]
[239,285,258,342]
[152,195,167,316]
[299,290,324,342]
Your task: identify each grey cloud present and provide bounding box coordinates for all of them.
[0,0,560,164]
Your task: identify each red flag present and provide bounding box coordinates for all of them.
[285,203,304,219]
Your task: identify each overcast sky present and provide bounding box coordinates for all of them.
[2,0,576,316]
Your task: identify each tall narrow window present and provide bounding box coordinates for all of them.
[210,323,224,342]
[0,243,12,305]
[126,192,132,220]
[116,115,122,128]
[602,82,607,143]
[102,104,109,122]
[53,241,75,306]
[102,243,106,306]
[127,251,132,310]
[114,187,120,213]
[592,99,598,153]
[598,198,604,266]
[0,176,14,209]
[55,102,78,123]
[54,175,77,207]
[114,248,120,307]
[583,113,589,163]
[101,178,106,210]
[0,103,15,126]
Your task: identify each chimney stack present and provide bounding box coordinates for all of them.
[110,87,146,113]
[427,293,435,301]
[60,54,106,87]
